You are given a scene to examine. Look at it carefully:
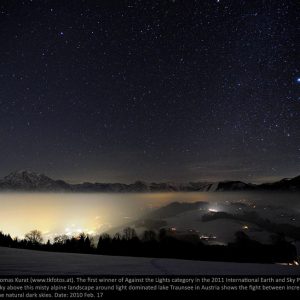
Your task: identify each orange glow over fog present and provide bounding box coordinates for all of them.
[1,191,298,241]
[0,192,210,240]
[0,193,127,239]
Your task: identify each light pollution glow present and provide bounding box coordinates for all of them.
[1,192,300,241]
[0,192,206,240]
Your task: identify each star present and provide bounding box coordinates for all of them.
[0,0,297,183]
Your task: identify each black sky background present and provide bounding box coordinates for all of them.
[0,0,299,183]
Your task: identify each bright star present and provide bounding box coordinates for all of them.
[296,77,300,83]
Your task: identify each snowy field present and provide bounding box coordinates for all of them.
[0,247,299,275]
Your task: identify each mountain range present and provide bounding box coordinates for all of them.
[0,170,299,192]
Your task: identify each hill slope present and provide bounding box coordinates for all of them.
[0,247,299,275]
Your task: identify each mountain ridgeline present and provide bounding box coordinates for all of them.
[0,170,299,192]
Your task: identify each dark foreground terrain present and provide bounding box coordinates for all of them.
[0,247,299,275]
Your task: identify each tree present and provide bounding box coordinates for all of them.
[46,239,51,249]
[0,231,13,247]
[53,234,69,245]
[122,227,137,240]
[142,230,157,242]
[84,235,92,249]
[25,230,43,244]
[97,233,111,250]
[77,233,86,250]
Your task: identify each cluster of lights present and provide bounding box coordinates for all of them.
[200,234,217,240]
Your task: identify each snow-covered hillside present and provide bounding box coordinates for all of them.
[0,247,299,275]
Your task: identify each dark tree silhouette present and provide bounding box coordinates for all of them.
[0,231,13,247]
[158,228,167,241]
[97,233,111,253]
[0,227,297,264]
[54,234,69,245]
[142,230,157,242]
[24,230,43,245]
[122,227,137,240]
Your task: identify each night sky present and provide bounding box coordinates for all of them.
[0,0,299,183]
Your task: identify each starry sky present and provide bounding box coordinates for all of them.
[0,0,299,184]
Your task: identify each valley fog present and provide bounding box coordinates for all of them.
[0,192,299,243]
